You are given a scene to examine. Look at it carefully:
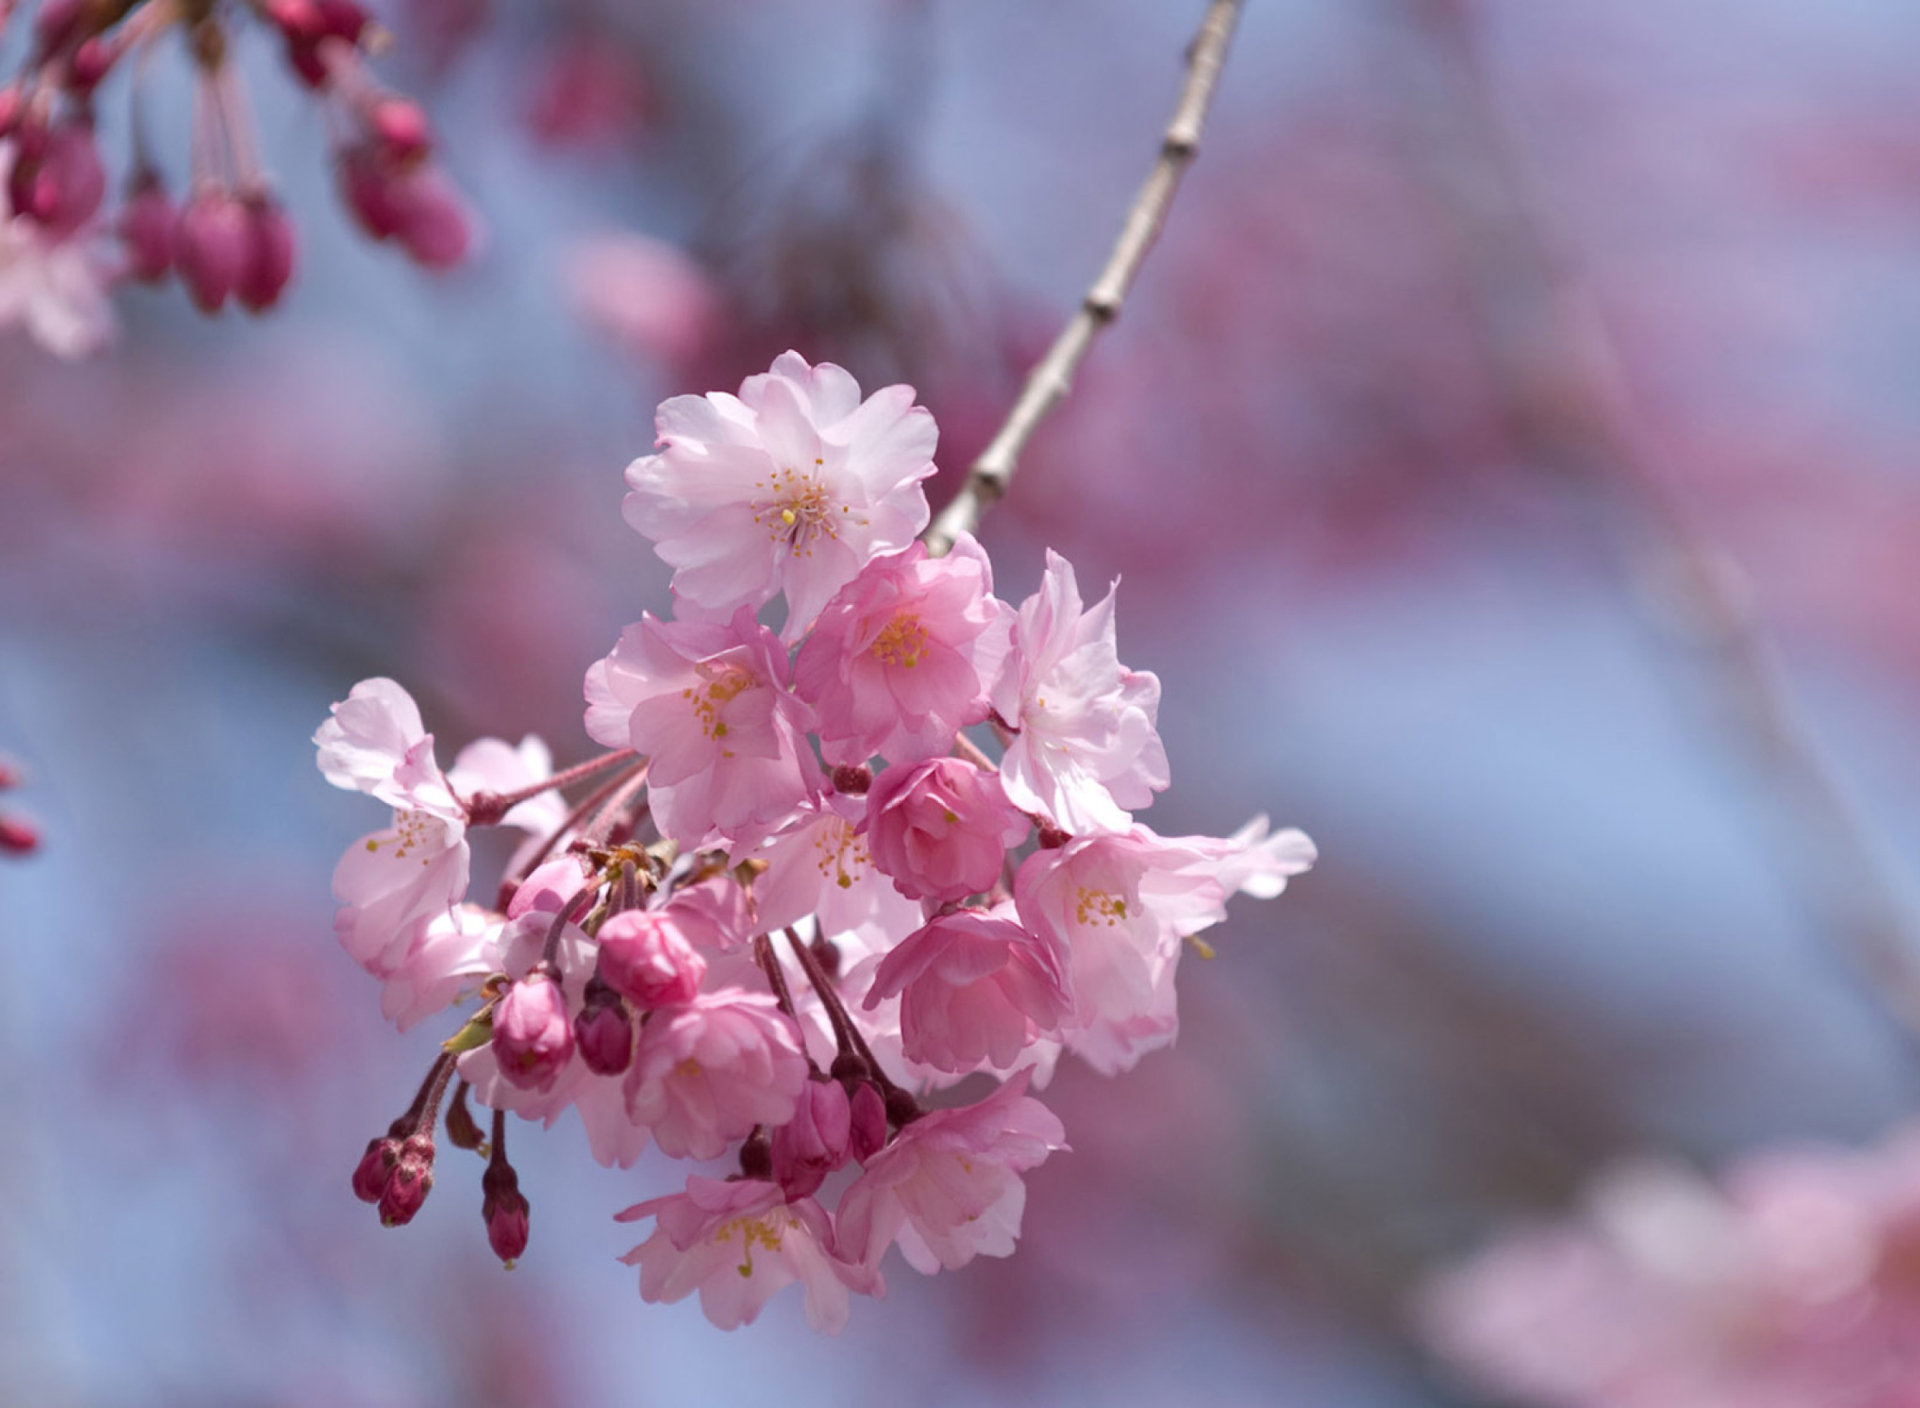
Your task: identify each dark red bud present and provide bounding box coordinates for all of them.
[119,175,175,283]
[316,0,370,43]
[480,1161,530,1266]
[235,195,297,312]
[883,1084,921,1128]
[392,169,473,269]
[369,98,432,166]
[12,121,104,237]
[830,763,871,795]
[66,35,118,92]
[0,814,40,856]
[1036,823,1071,849]
[848,1081,888,1161]
[377,1133,435,1226]
[174,190,248,314]
[337,146,400,240]
[572,976,634,1076]
[351,1135,399,1203]
[737,1127,773,1181]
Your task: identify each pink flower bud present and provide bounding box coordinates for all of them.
[848,1079,888,1162]
[481,1161,530,1266]
[119,175,175,283]
[0,814,40,856]
[235,195,297,312]
[351,1134,399,1202]
[378,1133,435,1226]
[173,190,249,314]
[572,975,634,1076]
[268,0,329,86]
[865,757,1030,904]
[370,98,433,166]
[595,910,706,1010]
[338,146,401,240]
[491,970,575,1091]
[67,35,119,93]
[392,168,474,269]
[772,1078,853,1198]
[9,120,105,237]
[317,0,370,43]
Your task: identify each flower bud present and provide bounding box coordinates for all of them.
[848,1079,888,1162]
[378,1133,434,1226]
[32,0,86,61]
[338,146,400,240]
[9,120,105,237]
[737,1126,773,1182]
[119,175,175,283]
[772,1077,852,1198]
[351,1134,400,1203]
[830,763,871,796]
[67,35,119,94]
[174,190,249,314]
[572,974,634,1076]
[491,969,575,1091]
[0,814,40,856]
[392,168,473,269]
[370,98,432,166]
[481,1160,530,1266]
[865,757,1030,903]
[235,194,297,312]
[595,910,705,1010]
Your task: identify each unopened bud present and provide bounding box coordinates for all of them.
[883,1084,921,1129]
[316,0,371,43]
[235,194,297,312]
[67,35,119,93]
[10,120,105,237]
[174,190,248,314]
[337,146,400,240]
[119,175,175,283]
[772,1077,852,1198]
[596,910,705,1011]
[392,168,473,269]
[848,1080,888,1161]
[0,814,40,856]
[830,763,871,796]
[491,969,575,1091]
[369,98,432,166]
[737,1127,773,1182]
[481,1161,530,1266]
[573,975,634,1076]
[1036,822,1071,849]
[377,1133,435,1226]
[351,1134,400,1202]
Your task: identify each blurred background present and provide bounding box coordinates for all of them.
[5,0,1920,1402]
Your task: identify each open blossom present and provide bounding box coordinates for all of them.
[752,794,928,945]
[864,906,1070,1073]
[864,756,1031,904]
[618,1175,880,1333]
[376,903,504,1032]
[837,1073,1066,1274]
[622,351,937,639]
[991,551,1169,835]
[1014,817,1317,1074]
[585,608,819,851]
[625,991,810,1159]
[792,536,1009,766]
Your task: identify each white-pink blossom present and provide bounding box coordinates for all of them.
[791,536,1009,765]
[837,1072,1066,1274]
[621,351,937,639]
[990,551,1169,835]
[375,903,504,1032]
[863,756,1031,904]
[0,139,115,360]
[584,608,820,852]
[617,1175,881,1332]
[1013,817,1315,1074]
[751,795,928,946]
[864,906,1070,1073]
[624,990,810,1159]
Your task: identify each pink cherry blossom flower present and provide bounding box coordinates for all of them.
[491,969,576,1092]
[990,551,1170,835]
[584,608,819,852]
[752,794,928,946]
[1014,817,1315,1074]
[621,351,937,639]
[657,873,755,952]
[773,1076,855,1199]
[0,138,114,360]
[864,906,1070,1073]
[375,903,504,1032]
[617,1175,881,1332]
[791,535,1010,766]
[836,1072,1066,1274]
[863,756,1031,904]
[624,991,809,1159]
[595,909,707,1009]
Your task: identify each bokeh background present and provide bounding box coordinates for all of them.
[5,0,1920,1402]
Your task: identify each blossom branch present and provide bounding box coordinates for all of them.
[921,0,1244,556]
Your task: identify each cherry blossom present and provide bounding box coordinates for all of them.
[864,756,1031,904]
[792,535,1009,766]
[595,909,707,1009]
[624,991,810,1159]
[991,551,1170,835]
[618,1175,880,1333]
[836,1072,1067,1274]
[490,970,576,1092]
[752,794,928,945]
[584,608,819,852]
[621,351,937,639]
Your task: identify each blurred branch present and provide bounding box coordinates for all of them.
[1393,0,1920,1049]
[923,0,1243,555]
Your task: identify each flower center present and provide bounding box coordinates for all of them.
[365,808,444,866]
[715,1212,787,1277]
[1073,886,1129,927]
[750,459,862,557]
[814,818,871,891]
[869,611,928,669]
[682,664,755,756]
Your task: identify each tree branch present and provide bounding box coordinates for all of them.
[921,0,1243,556]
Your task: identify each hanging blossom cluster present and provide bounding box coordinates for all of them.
[1418,1136,1920,1407]
[315,351,1314,1332]
[0,0,472,356]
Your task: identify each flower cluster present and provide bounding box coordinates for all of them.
[1418,1136,1920,1407]
[0,0,472,356]
[315,351,1315,1331]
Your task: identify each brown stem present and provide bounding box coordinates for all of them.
[501,759,648,895]
[463,748,637,826]
[921,0,1244,555]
